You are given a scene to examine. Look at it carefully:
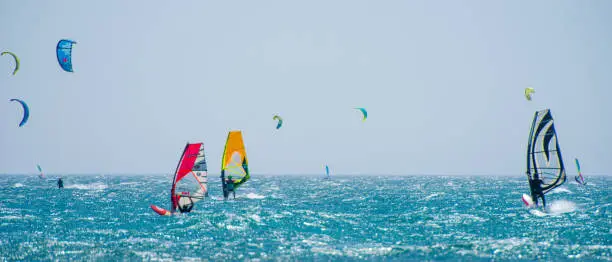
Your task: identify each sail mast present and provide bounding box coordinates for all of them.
[170,143,189,211]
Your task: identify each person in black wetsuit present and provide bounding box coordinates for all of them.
[178,196,194,213]
[57,177,64,188]
[529,177,546,207]
[224,175,236,200]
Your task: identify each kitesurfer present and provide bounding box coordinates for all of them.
[529,177,546,207]
[57,177,64,188]
[224,175,236,200]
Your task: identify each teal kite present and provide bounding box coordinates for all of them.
[273,115,283,129]
[10,98,29,127]
[354,108,367,122]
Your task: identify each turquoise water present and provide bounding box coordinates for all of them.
[1,174,610,261]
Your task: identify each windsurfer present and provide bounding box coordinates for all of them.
[173,194,194,213]
[57,177,64,188]
[224,175,236,200]
[178,197,194,213]
[529,177,546,207]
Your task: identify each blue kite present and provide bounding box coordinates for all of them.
[57,39,77,72]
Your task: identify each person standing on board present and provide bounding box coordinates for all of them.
[172,193,194,213]
[529,177,546,207]
[224,175,236,200]
[57,177,64,188]
[177,197,194,213]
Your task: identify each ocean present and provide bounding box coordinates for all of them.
[0,174,610,261]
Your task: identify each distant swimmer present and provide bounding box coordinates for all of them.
[57,177,64,188]
[224,175,236,200]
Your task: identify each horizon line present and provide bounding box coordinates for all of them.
[0,173,610,177]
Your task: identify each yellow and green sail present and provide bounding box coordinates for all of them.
[221,131,250,189]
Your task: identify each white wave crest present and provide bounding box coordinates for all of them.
[249,214,262,223]
[529,209,548,217]
[423,193,444,201]
[12,183,24,188]
[245,193,264,199]
[65,182,108,190]
[550,187,572,194]
[547,200,577,215]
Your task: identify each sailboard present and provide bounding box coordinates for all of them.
[523,109,566,208]
[574,158,586,185]
[220,131,250,199]
[37,164,44,179]
[150,142,208,216]
[324,165,330,179]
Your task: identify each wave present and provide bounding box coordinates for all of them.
[118,182,139,186]
[64,182,108,190]
[249,214,262,223]
[0,214,35,220]
[244,193,265,199]
[422,193,444,201]
[12,183,24,188]
[550,187,572,194]
[527,200,577,216]
[529,209,548,217]
[547,200,577,215]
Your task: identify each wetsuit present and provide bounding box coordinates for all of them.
[57,178,63,188]
[178,199,194,213]
[529,178,546,207]
[175,194,194,213]
[226,179,235,199]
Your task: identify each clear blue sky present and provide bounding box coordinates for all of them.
[1,1,611,175]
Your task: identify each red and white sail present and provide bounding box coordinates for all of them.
[170,143,208,212]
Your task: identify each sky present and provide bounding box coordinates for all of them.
[1,1,611,175]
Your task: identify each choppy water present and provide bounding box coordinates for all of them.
[0,174,610,261]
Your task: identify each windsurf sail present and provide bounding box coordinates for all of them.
[170,142,208,212]
[37,164,44,179]
[526,109,566,198]
[574,158,585,185]
[325,165,330,179]
[221,131,250,196]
